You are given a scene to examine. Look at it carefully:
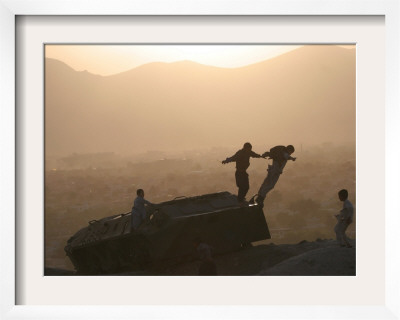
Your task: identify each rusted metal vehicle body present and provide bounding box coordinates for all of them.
[65,192,270,274]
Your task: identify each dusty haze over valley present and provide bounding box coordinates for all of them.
[45,45,355,156]
[45,45,356,272]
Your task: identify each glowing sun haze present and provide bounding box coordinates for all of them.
[45,45,301,76]
[45,44,355,156]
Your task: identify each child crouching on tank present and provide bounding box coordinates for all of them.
[131,189,155,231]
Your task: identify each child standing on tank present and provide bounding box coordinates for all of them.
[222,142,263,205]
[131,189,154,231]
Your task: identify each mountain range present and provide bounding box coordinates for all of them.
[45,45,355,156]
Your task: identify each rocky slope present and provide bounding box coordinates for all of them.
[45,238,355,276]
[158,238,355,276]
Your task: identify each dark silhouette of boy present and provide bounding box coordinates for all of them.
[193,237,217,275]
[334,189,354,248]
[130,189,154,231]
[222,142,263,204]
[255,145,296,208]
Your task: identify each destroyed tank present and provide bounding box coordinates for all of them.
[65,191,271,274]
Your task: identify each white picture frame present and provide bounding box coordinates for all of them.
[1,1,399,319]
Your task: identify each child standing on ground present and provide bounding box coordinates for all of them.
[193,237,217,276]
[334,189,354,248]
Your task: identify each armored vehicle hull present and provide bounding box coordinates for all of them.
[65,192,270,274]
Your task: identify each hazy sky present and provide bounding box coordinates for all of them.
[45,44,356,156]
[45,45,301,76]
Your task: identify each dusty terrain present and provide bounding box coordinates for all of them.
[159,238,356,276]
[46,238,355,276]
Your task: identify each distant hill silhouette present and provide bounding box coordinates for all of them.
[45,45,355,156]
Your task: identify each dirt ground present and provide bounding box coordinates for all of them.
[45,238,355,276]
[152,238,356,276]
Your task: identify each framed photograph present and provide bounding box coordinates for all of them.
[1,1,399,319]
